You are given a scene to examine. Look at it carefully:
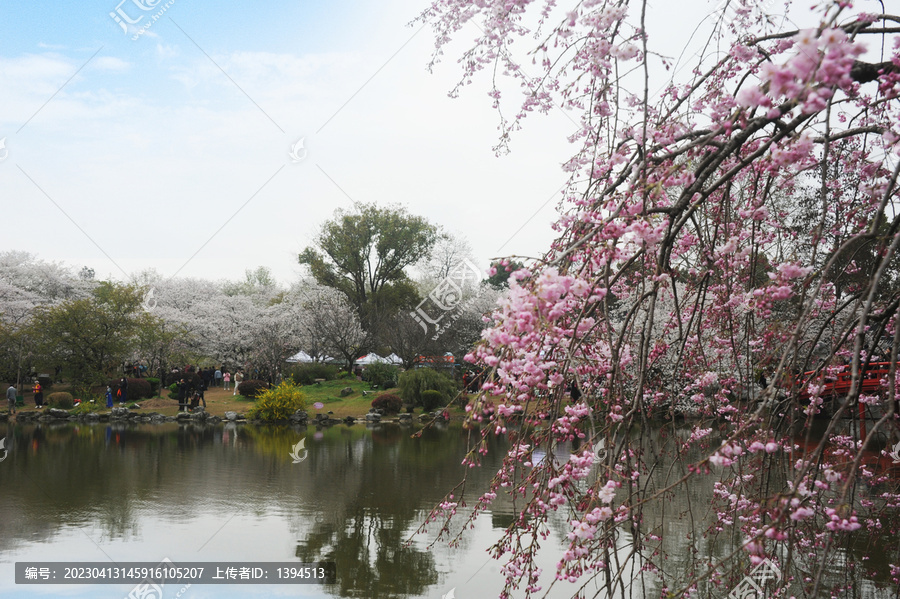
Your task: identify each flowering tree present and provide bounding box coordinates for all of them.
[0,252,93,387]
[418,1,900,597]
[294,283,369,367]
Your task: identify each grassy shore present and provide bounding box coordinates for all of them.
[10,378,462,420]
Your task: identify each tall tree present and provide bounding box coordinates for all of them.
[299,203,440,332]
[31,282,151,388]
[420,231,474,281]
[296,285,369,367]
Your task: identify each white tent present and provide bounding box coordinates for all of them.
[287,351,335,363]
[354,353,383,365]
[287,350,314,363]
[383,353,404,365]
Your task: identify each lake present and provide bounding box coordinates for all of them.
[0,419,896,598]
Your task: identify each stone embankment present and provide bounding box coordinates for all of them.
[3,407,451,425]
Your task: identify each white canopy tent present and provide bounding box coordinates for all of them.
[287,351,335,364]
[354,353,383,365]
[286,350,314,363]
[383,353,404,365]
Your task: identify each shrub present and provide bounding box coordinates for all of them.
[363,363,400,389]
[146,377,161,396]
[398,368,458,408]
[421,389,445,411]
[371,393,402,414]
[246,381,306,421]
[47,392,74,409]
[71,401,102,414]
[289,363,339,385]
[128,378,152,400]
[238,379,269,398]
[108,377,152,400]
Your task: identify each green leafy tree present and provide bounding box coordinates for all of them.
[134,318,192,388]
[299,203,440,332]
[31,282,151,389]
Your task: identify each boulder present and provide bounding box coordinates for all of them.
[48,408,70,419]
[339,387,353,397]
[289,410,308,424]
[111,407,130,418]
[225,411,238,421]
[365,412,381,422]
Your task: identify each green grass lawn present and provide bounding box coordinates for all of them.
[232,377,468,418]
[297,378,390,417]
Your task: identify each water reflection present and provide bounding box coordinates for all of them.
[0,420,508,599]
[0,419,895,598]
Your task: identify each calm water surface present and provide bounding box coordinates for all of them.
[0,420,575,599]
[0,419,895,598]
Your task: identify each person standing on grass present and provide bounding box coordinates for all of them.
[6,383,16,415]
[223,371,231,391]
[177,378,188,411]
[215,367,222,388]
[233,371,243,396]
[106,386,114,409]
[118,377,128,405]
[33,381,44,408]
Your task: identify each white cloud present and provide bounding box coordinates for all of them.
[93,56,131,72]
[1,2,573,285]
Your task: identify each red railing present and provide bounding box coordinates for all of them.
[796,362,894,399]
[795,362,899,441]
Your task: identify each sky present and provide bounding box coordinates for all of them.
[0,0,876,287]
[0,0,583,287]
